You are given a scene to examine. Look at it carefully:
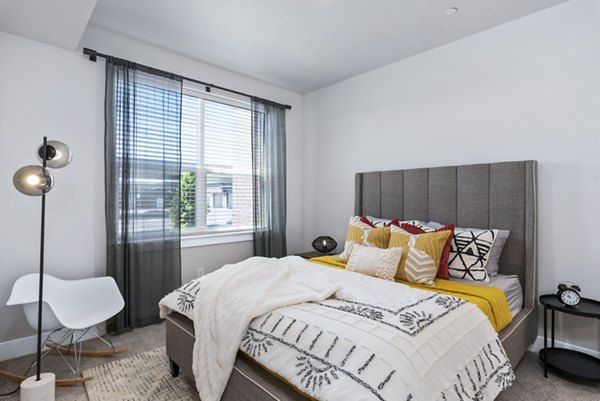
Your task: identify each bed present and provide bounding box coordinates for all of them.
[163,160,538,400]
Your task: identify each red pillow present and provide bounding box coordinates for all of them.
[359,216,376,227]
[399,223,455,280]
[388,219,401,227]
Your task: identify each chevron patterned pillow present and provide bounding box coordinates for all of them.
[404,247,438,286]
[399,223,455,280]
[388,226,450,284]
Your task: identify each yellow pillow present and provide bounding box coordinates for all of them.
[389,226,450,285]
[338,217,391,261]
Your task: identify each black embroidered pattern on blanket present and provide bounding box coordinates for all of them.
[377,370,395,390]
[239,312,512,401]
[450,339,515,400]
[296,355,339,392]
[435,295,464,309]
[244,327,389,401]
[337,305,384,321]
[241,330,273,358]
[243,324,511,400]
[175,280,201,313]
[314,293,466,337]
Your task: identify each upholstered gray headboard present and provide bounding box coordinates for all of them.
[354,160,537,311]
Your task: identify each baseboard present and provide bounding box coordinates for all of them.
[528,335,600,359]
[0,328,98,362]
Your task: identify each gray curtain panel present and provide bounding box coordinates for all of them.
[251,98,287,257]
[104,57,183,333]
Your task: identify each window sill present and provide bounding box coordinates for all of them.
[181,231,253,248]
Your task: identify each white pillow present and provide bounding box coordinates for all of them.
[366,216,427,228]
[365,216,392,227]
[346,245,402,281]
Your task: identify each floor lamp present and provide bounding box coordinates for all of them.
[12,137,72,401]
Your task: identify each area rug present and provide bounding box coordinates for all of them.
[84,347,198,401]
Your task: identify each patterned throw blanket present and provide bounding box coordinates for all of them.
[160,256,514,401]
[309,256,513,332]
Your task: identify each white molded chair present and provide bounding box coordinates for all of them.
[7,274,125,376]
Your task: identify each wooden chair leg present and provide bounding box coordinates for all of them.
[169,359,180,377]
[0,370,93,386]
[46,341,128,357]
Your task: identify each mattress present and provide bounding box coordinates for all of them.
[450,274,523,318]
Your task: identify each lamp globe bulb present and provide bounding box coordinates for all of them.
[37,140,72,168]
[13,165,54,196]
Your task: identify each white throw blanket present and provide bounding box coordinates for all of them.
[160,256,340,401]
[160,256,514,401]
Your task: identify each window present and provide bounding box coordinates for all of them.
[112,76,181,238]
[112,79,253,239]
[178,84,253,236]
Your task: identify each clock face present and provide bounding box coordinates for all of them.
[560,289,580,306]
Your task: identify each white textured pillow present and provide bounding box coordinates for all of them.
[346,245,402,281]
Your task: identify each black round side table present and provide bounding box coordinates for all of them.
[539,294,600,382]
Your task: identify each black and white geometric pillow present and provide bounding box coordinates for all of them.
[448,229,498,282]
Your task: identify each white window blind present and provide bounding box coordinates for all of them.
[180,87,253,235]
[114,77,181,237]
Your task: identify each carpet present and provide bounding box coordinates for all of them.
[84,347,199,401]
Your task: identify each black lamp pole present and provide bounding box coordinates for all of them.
[35,136,48,381]
[11,136,72,389]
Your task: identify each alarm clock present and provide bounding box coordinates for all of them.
[557,282,581,307]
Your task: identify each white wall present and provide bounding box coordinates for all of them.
[303,0,600,350]
[0,26,304,351]
[3,0,598,359]
[0,30,102,348]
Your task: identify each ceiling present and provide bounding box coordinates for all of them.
[0,0,97,50]
[1,0,571,93]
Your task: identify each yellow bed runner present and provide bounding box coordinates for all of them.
[308,256,512,332]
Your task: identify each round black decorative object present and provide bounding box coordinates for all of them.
[311,236,337,255]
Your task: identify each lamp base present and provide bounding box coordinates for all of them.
[20,373,55,401]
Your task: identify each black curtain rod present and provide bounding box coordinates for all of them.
[83,47,292,110]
